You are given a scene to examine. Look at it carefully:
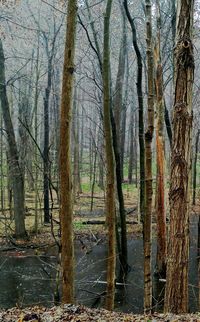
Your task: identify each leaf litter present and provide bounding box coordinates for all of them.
[0,305,200,322]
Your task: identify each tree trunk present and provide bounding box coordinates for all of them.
[128,104,134,184]
[164,100,172,148]
[154,0,167,277]
[98,133,104,190]
[124,0,145,222]
[110,111,128,277]
[113,5,127,182]
[120,54,129,182]
[103,0,116,311]
[72,87,81,201]
[0,39,26,238]
[192,130,200,205]
[43,56,52,224]
[34,35,40,233]
[164,0,194,313]
[60,0,77,304]
[144,0,154,313]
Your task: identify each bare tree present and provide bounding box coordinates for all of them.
[103,0,116,311]
[60,0,77,304]
[143,0,154,312]
[0,39,26,238]
[164,0,194,313]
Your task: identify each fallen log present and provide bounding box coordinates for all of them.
[80,220,138,225]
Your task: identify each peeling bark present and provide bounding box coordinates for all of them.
[154,0,167,277]
[164,0,194,313]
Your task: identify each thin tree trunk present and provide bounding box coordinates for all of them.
[164,100,172,148]
[72,87,81,201]
[124,0,145,222]
[98,133,104,190]
[164,0,194,313]
[90,140,97,212]
[0,110,4,217]
[43,56,52,224]
[113,5,127,181]
[144,0,154,312]
[34,35,40,233]
[103,0,116,311]
[60,0,77,304]
[134,113,138,187]
[154,0,167,277]
[110,111,128,277]
[192,130,200,205]
[128,105,134,184]
[0,39,26,238]
[120,54,129,182]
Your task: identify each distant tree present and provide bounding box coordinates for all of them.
[79,1,128,275]
[124,0,145,223]
[0,39,26,238]
[164,0,194,313]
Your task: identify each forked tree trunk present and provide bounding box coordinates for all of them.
[154,0,167,277]
[164,0,194,314]
[0,39,26,238]
[60,0,77,304]
[144,0,154,313]
[103,0,116,311]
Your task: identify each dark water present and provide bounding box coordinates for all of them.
[0,255,55,307]
[0,217,199,313]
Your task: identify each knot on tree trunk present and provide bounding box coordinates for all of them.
[170,154,188,201]
[174,101,187,114]
[169,186,185,202]
[145,126,153,142]
[67,67,75,74]
[173,102,192,124]
[175,37,194,68]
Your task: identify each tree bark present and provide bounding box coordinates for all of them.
[113,6,127,181]
[128,104,134,184]
[164,0,194,313]
[72,87,81,201]
[124,0,145,222]
[154,0,167,277]
[60,0,77,304]
[103,0,116,311]
[144,0,154,313]
[192,130,200,205]
[0,39,26,238]
[43,55,52,224]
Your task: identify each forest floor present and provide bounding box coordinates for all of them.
[0,188,200,321]
[0,186,199,252]
[0,185,143,251]
[0,304,200,321]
